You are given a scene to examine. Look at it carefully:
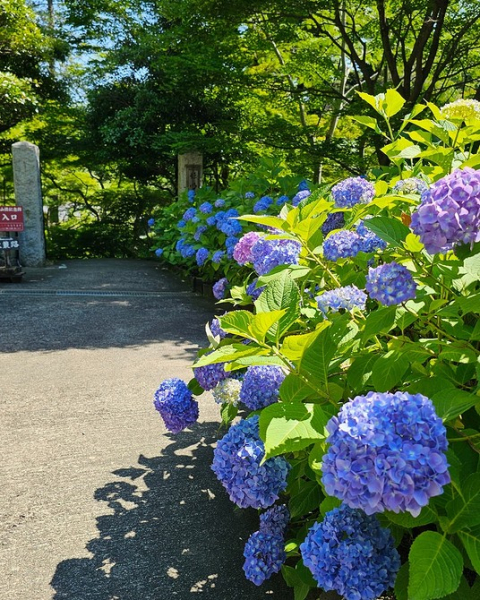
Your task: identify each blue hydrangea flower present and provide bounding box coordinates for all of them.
[212,250,225,264]
[225,236,239,258]
[194,360,228,391]
[251,238,302,275]
[212,378,242,405]
[177,219,186,228]
[259,505,289,538]
[393,178,428,195]
[366,262,417,305]
[199,202,213,214]
[233,232,262,266]
[316,285,367,314]
[298,179,310,191]
[356,220,388,253]
[277,195,289,206]
[194,225,207,241]
[183,207,197,222]
[210,317,227,339]
[153,378,199,434]
[154,248,164,257]
[322,391,450,516]
[254,196,274,213]
[218,208,243,236]
[147,217,155,227]
[196,247,209,266]
[211,415,290,509]
[212,277,229,300]
[245,191,255,199]
[292,189,311,207]
[176,238,196,258]
[243,532,286,586]
[321,212,345,236]
[332,177,375,208]
[240,366,286,410]
[300,505,400,600]
[410,167,480,254]
[323,230,363,261]
[215,198,226,208]
[187,189,196,203]
[246,279,265,300]
[191,216,200,224]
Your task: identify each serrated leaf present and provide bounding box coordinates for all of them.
[395,562,409,600]
[237,214,286,229]
[193,343,266,366]
[446,473,480,533]
[458,526,480,574]
[361,306,397,341]
[404,232,424,252]
[347,353,380,391]
[385,505,438,528]
[259,403,329,458]
[384,88,406,117]
[218,310,253,337]
[371,350,410,391]
[289,479,322,518]
[255,270,300,337]
[296,324,335,396]
[249,309,287,342]
[364,215,411,247]
[431,388,480,422]
[408,531,463,600]
[280,373,316,402]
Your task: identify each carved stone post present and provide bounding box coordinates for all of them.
[178,152,203,197]
[12,142,46,267]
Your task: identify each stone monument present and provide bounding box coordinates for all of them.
[12,141,46,267]
[178,152,203,197]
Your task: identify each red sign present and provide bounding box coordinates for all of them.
[0,206,24,232]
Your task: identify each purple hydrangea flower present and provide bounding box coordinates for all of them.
[356,220,388,253]
[196,247,210,266]
[239,366,286,410]
[245,191,255,199]
[147,217,155,227]
[321,212,345,236]
[246,279,265,300]
[316,285,367,314]
[215,198,226,208]
[154,248,164,257]
[187,189,196,202]
[393,178,428,195]
[212,277,229,300]
[254,196,274,213]
[300,505,400,600]
[183,207,197,222]
[153,378,199,434]
[211,415,290,509]
[259,505,289,538]
[410,167,480,254]
[199,202,213,214]
[321,391,450,516]
[243,532,286,586]
[332,177,375,208]
[210,317,227,339]
[277,195,289,206]
[233,231,263,266]
[292,189,311,207]
[366,262,417,305]
[323,230,363,261]
[212,250,225,264]
[194,225,207,241]
[194,360,228,391]
[251,238,302,275]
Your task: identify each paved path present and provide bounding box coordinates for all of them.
[0,259,291,600]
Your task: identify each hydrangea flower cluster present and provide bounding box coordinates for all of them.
[215,198,225,208]
[356,220,388,253]
[321,212,345,236]
[225,236,239,258]
[366,262,417,305]
[243,532,286,586]
[233,232,263,266]
[245,191,255,199]
[183,207,197,222]
[393,178,428,195]
[254,196,273,213]
[147,217,155,227]
[154,248,163,257]
[323,230,362,261]
[187,189,195,202]
[247,279,265,300]
[176,238,196,258]
[212,277,229,299]
[331,177,375,208]
[193,225,207,241]
[209,317,227,339]
[291,189,311,207]
[196,247,209,266]
[321,391,450,516]
[239,366,286,410]
[259,504,289,537]
[212,377,242,405]
[441,98,480,122]
[410,167,480,254]
[300,505,400,600]
[316,285,367,314]
[194,360,228,391]
[277,195,289,206]
[216,208,243,237]
[211,415,290,509]
[251,238,302,275]
[153,378,199,434]
[199,202,213,214]
[212,250,225,264]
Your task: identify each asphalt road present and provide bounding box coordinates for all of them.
[0,259,293,600]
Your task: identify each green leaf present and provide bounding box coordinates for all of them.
[289,479,322,518]
[187,377,204,396]
[259,403,329,459]
[446,473,480,533]
[408,531,463,600]
[395,562,409,600]
[363,215,411,247]
[361,306,397,341]
[296,324,335,396]
[347,353,380,391]
[352,115,384,134]
[384,88,406,117]
[357,91,380,112]
[385,505,438,528]
[319,496,341,515]
[237,214,286,229]
[249,309,287,342]
[371,350,410,391]
[280,373,316,402]
[382,137,421,161]
[255,270,300,337]
[404,232,424,252]
[431,388,480,422]
[458,526,480,574]
[221,402,238,426]
[442,576,474,599]
[193,343,266,366]
[218,310,253,337]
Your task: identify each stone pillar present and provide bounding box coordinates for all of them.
[12,142,46,267]
[178,152,203,197]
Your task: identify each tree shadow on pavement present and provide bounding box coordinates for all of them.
[50,422,292,600]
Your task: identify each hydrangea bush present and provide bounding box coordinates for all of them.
[153,92,480,599]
